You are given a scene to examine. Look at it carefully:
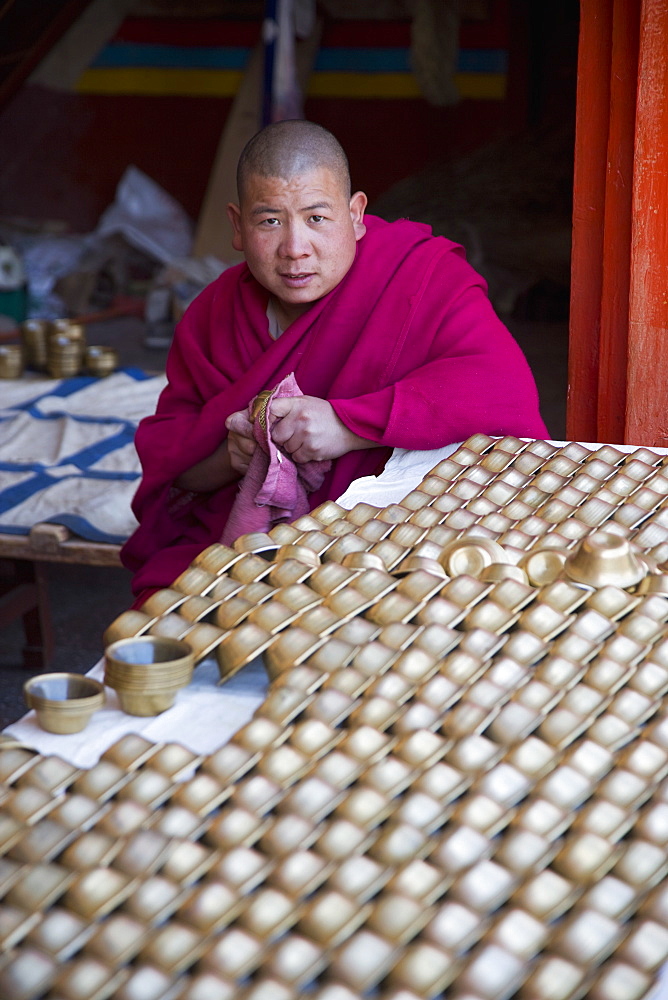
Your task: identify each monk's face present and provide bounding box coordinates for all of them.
[227,166,367,326]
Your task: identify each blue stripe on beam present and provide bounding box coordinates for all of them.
[92,42,508,76]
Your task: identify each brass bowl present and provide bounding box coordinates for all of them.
[102,610,154,647]
[310,500,347,524]
[104,636,194,692]
[439,537,509,577]
[233,532,280,557]
[563,531,647,588]
[20,318,50,370]
[193,544,242,575]
[139,589,188,618]
[114,689,181,717]
[275,544,321,568]
[173,566,218,595]
[46,327,85,377]
[0,343,24,379]
[520,549,569,587]
[341,551,386,572]
[85,345,118,377]
[24,673,105,734]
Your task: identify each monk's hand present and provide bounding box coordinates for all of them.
[269,395,369,463]
[225,409,256,475]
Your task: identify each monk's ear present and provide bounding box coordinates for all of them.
[349,191,367,241]
[226,203,244,252]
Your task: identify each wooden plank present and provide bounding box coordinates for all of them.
[567,0,613,442]
[194,19,322,263]
[29,0,137,92]
[0,530,122,567]
[625,0,668,445]
[0,0,94,110]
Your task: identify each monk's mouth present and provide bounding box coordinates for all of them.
[280,273,315,287]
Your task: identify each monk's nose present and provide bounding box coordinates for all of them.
[279,225,311,258]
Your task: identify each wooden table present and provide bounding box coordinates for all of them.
[0,524,121,670]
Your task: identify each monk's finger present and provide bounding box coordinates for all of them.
[227,432,255,474]
[226,410,253,438]
[229,429,255,456]
[267,397,296,421]
[269,410,299,448]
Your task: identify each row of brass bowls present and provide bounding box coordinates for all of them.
[19,318,118,378]
[23,637,195,731]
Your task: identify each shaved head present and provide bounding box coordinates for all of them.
[237,120,351,203]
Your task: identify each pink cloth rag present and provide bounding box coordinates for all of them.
[221,373,330,544]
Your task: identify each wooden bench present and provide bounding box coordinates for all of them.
[0,524,122,670]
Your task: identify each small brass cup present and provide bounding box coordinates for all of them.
[24,673,105,733]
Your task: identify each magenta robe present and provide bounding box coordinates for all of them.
[121,215,548,595]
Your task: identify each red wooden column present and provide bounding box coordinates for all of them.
[625,0,668,444]
[569,0,668,446]
[597,0,640,442]
[568,0,639,443]
[568,0,613,443]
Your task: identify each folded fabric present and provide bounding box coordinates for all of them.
[221,373,330,544]
[0,369,166,544]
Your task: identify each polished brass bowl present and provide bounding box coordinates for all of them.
[563,531,647,588]
[439,537,509,577]
[114,689,182,716]
[104,636,194,684]
[233,532,280,557]
[520,548,570,586]
[193,543,242,575]
[24,673,105,734]
[102,610,155,647]
[104,636,194,715]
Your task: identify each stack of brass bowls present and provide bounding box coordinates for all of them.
[104,636,195,716]
[20,318,50,371]
[0,343,24,378]
[85,344,119,377]
[46,320,86,378]
[23,672,105,733]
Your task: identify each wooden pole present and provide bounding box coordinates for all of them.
[567,0,613,442]
[596,0,640,442]
[625,0,668,445]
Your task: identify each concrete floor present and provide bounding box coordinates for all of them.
[0,314,568,729]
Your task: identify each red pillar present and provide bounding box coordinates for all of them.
[569,0,668,446]
[597,0,640,442]
[567,0,613,443]
[625,0,668,444]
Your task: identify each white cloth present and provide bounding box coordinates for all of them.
[335,441,462,508]
[5,654,269,770]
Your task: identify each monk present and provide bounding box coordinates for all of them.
[121,119,548,597]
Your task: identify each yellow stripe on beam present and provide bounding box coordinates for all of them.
[76,67,244,96]
[76,67,506,101]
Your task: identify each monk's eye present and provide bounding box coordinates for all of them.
[309,215,325,224]
[261,217,280,226]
